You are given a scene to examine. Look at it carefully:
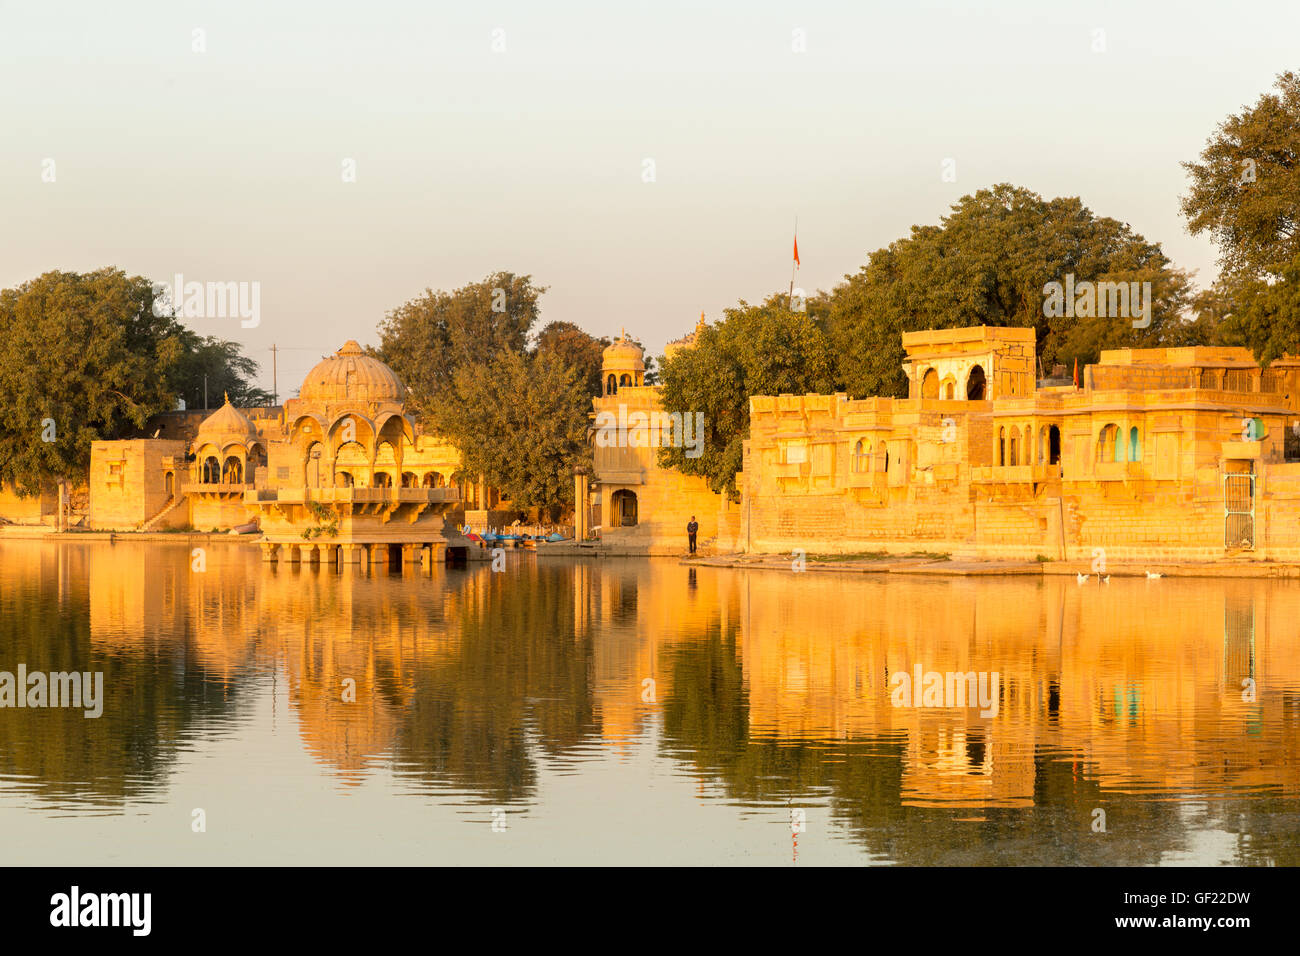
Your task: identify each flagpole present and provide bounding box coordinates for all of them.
[788,216,798,304]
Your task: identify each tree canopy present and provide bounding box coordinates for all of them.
[0,268,271,495]
[657,294,836,497]
[169,329,273,410]
[1181,72,1300,364]
[1181,71,1300,283]
[376,272,544,414]
[0,269,181,494]
[377,273,594,510]
[533,320,609,398]
[826,184,1193,398]
[434,349,591,511]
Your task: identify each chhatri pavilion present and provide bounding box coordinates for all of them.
[84,341,496,567]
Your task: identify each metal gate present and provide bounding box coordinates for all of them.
[1223,474,1255,550]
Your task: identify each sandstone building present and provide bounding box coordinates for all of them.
[81,341,493,566]
[740,326,1300,560]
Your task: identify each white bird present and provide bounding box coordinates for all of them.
[1076,573,1089,584]
[1146,571,1163,579]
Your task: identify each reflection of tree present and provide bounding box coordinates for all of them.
[392,564,598,803]
[0,547,247,804]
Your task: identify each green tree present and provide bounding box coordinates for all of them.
[169,329,273,410]
[532,320,609,397]
[1181,71,1300,282]
[827,184,1194,398]
[376,272,544,414]
[436,349,591,511]
[0,268,183,495]
[1181,72,1300,363]
[657,294,837,497]
[1218,252,1300,365]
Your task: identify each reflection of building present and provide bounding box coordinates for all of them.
[84,342,497,565]
[47,538,1300,813]
[743,326,1300,560]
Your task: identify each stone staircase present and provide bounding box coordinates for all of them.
[139,495,186,532]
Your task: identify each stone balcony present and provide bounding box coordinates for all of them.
[183,481,252,498]
[1091,461,1146,481]
[844,470,885,489]
[245,486,461,506]
[1221,440,1263,460]
[772,461,811,479]
[970,464,1062,483]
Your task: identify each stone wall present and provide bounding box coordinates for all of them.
[742,388,1300,562]
[88,439,186,530]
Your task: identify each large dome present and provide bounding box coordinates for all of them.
[299,341,407,403]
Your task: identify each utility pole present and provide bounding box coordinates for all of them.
[271,343,278,406]
[203,374,208,410]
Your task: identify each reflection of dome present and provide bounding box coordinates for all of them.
[299,341,407,403]
[602,331,645,371]
[196,396,256,444]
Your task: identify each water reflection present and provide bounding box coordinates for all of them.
[0,539,1296,864]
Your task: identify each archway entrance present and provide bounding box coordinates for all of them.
[966,365,987,400]
[611,489,638,527]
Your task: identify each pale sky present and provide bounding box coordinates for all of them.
[2,0,1296,395]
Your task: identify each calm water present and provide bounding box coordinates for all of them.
[0,538,1296,865]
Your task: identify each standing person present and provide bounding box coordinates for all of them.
[687,516,699,555]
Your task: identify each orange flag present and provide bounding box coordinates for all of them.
[793,234,800,268]
[1073,358,1079,388]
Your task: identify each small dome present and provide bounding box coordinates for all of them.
[299,341,407,404]
[197,396,256,443]
[602,330,645,371]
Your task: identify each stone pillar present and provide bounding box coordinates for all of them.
[401,544,418,574]
[340,544,362,564]
[369,543,388,566]
[574,471,590,540]
[285,543,302,563]
[261,541,279,563]
[429,541,447,566]
[318,544,336,569]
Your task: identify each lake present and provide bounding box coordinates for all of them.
[0,538,1296,865]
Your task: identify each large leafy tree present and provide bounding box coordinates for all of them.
[376,272,544,414]
[827,184,1193,398]
[532,320,609,398]
[1181,72,1300,363]
[378,273,599,511]
[169,329,273,410]
[1181,71,1300,282]
[435,350,591,511]
[0,268,184,494]
[657,294,837,497]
